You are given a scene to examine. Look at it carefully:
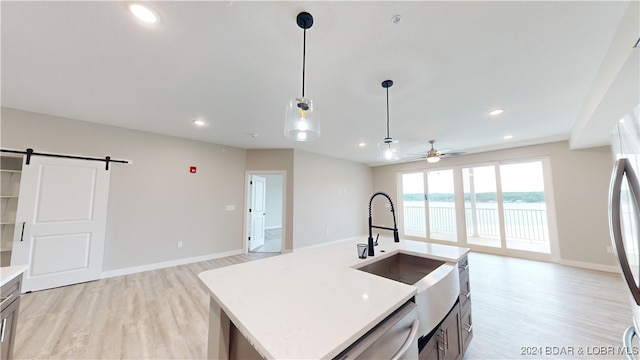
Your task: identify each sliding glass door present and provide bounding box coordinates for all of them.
[499,161,550,253]
[401,169,458,242]
[402,172,426,238]
[427,169,457,242]
[463,165,501,248]
[400,158,555,257]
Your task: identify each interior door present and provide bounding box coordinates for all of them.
[11,156,111,292]
[249,175,266,251]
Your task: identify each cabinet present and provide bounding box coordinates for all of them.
[1,156,23,266]
[419,255,473,360]
[1,273,23,360]
[419,304,461,360]
[458,255,473,354]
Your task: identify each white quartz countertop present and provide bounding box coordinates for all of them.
[198,237,469,360]
[0,264,27,287]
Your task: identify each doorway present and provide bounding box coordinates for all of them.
[245,171,285,253]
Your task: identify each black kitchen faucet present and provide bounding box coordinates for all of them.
[367,191,400,256]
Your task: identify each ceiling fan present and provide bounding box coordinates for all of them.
[420,140,467,163]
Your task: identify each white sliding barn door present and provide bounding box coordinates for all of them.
[11,156,111,292]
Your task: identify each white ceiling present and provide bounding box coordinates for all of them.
[2,1,638,166]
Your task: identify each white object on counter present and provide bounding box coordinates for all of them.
[198,237,469,360]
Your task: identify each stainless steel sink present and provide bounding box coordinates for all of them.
[356,253,445,285]
[356,252,460,338]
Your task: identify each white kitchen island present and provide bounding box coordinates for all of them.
[198,237,470,359]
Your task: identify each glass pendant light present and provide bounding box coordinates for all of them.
[377,80,401,161]
[285,12,319,141]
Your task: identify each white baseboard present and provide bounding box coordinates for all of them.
[101,249,244,279]
[558,259,621,274]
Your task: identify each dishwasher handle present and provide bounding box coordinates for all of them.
[623,326,638,360]
[390,319,419,360]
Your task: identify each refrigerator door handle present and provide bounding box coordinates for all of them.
[623,326,638,360]
[609,158,640,306]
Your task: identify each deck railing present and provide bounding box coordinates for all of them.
[404,204,549,241]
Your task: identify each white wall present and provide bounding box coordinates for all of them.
[372,141,618,268]
[293,150,372,249]
[1,107,247,271]
[247,149,374,251]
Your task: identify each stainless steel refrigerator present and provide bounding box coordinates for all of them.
[609,104,640,359]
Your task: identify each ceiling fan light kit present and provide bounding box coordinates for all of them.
[426,155,441,163]
[285,12,320,142]
[417,140,467,163]
[377,80,402,162]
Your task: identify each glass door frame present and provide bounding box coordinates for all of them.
[397,167,461,244]
[426,167,459,243]
[461,162,507,250]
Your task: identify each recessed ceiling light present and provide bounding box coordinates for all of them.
[358,142,366,147]
[489,109,504,116]
[193,119,206,127]
[128,3,159,24]
[503,135,513,140]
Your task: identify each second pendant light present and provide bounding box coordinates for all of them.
[377,80,401,161]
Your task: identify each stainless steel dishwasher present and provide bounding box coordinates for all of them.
[334,301,419,360]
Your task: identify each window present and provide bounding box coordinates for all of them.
[402,172,425,238]
[427,169,457,242]
[400,169,458,242]
[400,158,556,258]
[500,161,550,253]
[463,165,500,248]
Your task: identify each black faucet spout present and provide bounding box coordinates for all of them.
[368,191,400,256]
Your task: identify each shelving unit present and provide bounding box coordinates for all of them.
[1,156,23,266]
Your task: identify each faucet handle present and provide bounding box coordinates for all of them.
[374,234,379,246]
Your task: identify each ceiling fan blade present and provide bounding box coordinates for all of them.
[441,151,467,157]
[404,156,429,163]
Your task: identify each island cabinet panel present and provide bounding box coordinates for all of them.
[419,304,462,360]
[457,255,473,354]
[1,273,23,360]
[419,331,441,360]
[419,254,472,360]
[440,306,462,360]
[229,323,262,360]
[460,306,473,352]
[207,298,231,360]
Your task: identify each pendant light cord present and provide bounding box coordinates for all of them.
[302,28,306,98]
[386,86,390,138]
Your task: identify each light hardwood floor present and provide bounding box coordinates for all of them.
[13,252,631,359]
[464,253,631,359]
